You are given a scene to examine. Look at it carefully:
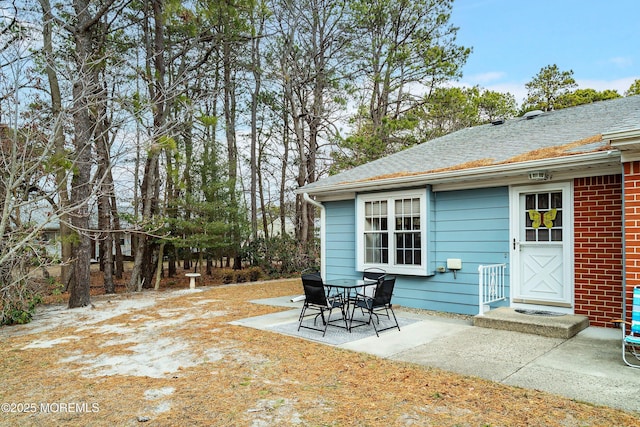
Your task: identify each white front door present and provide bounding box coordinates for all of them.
[510,182,573,311]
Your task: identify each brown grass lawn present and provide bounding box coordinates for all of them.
[0,276,637,426]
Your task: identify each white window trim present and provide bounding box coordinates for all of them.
[356,189,428,276]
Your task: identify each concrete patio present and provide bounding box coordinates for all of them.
[233,295,640,414]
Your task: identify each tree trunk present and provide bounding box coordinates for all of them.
[249,12,264,241]
[280,88,289,237]
[39,0,73,287]
[68,0,97,308]
[154,242,165,290]
[108,168,124,280]
[257,143,269,239]
[95,76,115,294]
[223,37,240,268]
[130,0,165,290]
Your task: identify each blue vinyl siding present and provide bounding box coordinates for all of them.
[322,186,510,316]
[396,187,510,315]
[324,200,357,279]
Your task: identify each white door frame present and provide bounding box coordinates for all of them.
[509,181,574,313]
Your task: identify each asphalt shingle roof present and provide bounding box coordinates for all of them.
[301,95,640,193]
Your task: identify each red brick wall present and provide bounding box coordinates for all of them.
[623,162,640,322]
[574,175,623,327]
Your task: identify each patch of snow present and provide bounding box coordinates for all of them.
[22,335,81,349]
[5,286,234,379]
[171,288,204,295]
[193,299,221,305]
[67,337,196,378]
[203,348,224,363]
[150,401,172,414]
[144,387,175,399]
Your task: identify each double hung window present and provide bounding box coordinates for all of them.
[357,189,427,275]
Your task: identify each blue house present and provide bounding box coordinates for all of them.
[297,96,640,328]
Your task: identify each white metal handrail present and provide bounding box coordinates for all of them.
[478,263,506,315]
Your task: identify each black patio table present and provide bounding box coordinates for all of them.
[325,278,377,332]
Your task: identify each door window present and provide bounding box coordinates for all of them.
[524,192,562,242]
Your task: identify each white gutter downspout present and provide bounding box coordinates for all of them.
[303,193,326,280]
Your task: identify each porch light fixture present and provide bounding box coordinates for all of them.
[528,170,551,181]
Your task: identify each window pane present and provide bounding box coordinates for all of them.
[365,233,388,264]
[525,194,535,210]
[395,232,421,265]
[372,202,379,215]
[365,233,378,248]
[395,199,403,214]
[405,233,413,246]
[551,192,562,208]
[405,251,413,264]
[538,193,549,209]
[554,210,562,227]
[538,228,549,241]
[365,201,388,232]
[365,249,374,263]
[551,229,563,241]
[526,229,536,241]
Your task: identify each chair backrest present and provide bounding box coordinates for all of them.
[373,276,395,306]
[301,273,327,306]
[632,286,640,335]
[363,267,386,281]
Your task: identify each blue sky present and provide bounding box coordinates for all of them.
[450,0,640,103]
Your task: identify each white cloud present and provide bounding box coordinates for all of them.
[608,56,633,68]
[464,71,507,84]
[457,75,640,105]
[576,76,639,94]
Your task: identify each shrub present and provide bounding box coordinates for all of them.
[243,235,319,277]
[210,266,263,285]
[221,271,234,284]
[1,289,42,326]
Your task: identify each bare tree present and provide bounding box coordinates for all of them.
[38,0,74,289]
[129,0,165,291]
[269,0,350,244]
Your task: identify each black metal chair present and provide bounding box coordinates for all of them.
[363,267,386,281]
[350,276,400,337]
[358,267,386,299]
[298,273,347,336]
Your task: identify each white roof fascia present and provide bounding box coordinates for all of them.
[604,128,640,162]
[603,127,640,141]
[299,151,621,199]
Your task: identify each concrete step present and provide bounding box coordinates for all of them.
[473,307,589,339]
